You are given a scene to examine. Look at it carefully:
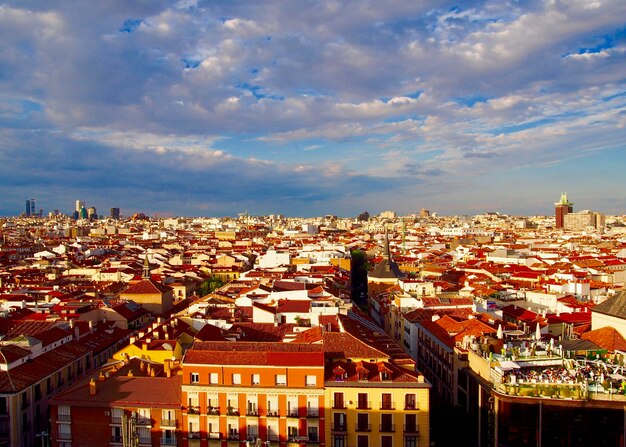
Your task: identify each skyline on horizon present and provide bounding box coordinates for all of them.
[1,1,625,217]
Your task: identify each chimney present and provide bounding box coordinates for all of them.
[157,317,163,324]
[74,327,80,340]
[98,372,106,382]
[130,336,136,344]
[140,361,146,372]
[89,378,97,395]
[69,319,75,329]
[164,359,171,378]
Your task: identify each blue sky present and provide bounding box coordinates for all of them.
[1,0,625,217]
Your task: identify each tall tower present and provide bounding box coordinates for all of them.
[75,200,85,213]
[25,199,31,216]
[554,192,573,229]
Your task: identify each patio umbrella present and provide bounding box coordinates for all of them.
[535,322,541,340]
[497,324,503,340]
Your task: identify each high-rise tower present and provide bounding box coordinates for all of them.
[554,192,573,229]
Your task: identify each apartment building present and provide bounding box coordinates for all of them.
[181,341,326,446]
[49,357,183,447]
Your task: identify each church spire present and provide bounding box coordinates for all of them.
[142,254,150,279]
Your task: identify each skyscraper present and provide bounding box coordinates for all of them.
[25,199,36,217]
[75,200,85,213]
[110,207,120,220]
[554,192,573,229]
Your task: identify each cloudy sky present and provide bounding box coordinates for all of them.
[1,0,625,218]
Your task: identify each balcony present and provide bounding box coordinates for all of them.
[267,434,280,442]
[208,432,221,440]
[286,410,299,418]
[227,432,239,441]
[355,423,371,432]
[379,401,395,410]
[331,424,347,433]
[356,401,371,410]
[287,436,300,443]
[58,432,72,440]
[188,431,201,439]
[207,406,220,415]
[266,411,280,418]
[136,416,151,426]
[404,425,419,435]
[161,419,177,428]
[404,403,419,411]
[111,436,123,444]
[138,437,151,445]
[332,401,346,409]
[306,409,319,418]
[111,416,122,425]
[186,405,201,415]
[226,407,240,416]
[380,424,395,433]
[246,409,259,417]
[160,438,177,446]
[308,434,320,443]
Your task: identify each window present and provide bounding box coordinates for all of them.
[252,374,260,385]
[308,426,318,442]
[58,424,71,440]
[306,396,319,417]
[381,435,393,447]
[381,393,393,410]
[405,394,416,410]
[210,372,219,384]
[275,374,286,386]
[405,414,418,433]
[232,373,241,385]
[357,393,369,409]
[137,408,150,425]
[111,408,123,424]
[357,413,369,431]
[58,405,71,422]
[288,425,298,440]
[333,435,346,447]
[190,372,199,383]
[138,427,150,444]
[111,426,122,443]
[405,436,417,447]
[287,396,298,417]
[333,412,346,431]
[162,409,175,426]
[333,392,344,409]
[162,429,175,443]
[0,397,6,415]
[380,413,393,432]
[305,375,316,386]
[357,434,369,447]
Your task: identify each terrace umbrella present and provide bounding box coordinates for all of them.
[497,324,503,340]
[535,323,541,341]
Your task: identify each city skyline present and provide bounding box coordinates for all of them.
[1,1,625,217]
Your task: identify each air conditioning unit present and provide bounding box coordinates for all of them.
[104,411,110,416]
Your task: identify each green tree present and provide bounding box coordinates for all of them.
[198,276,225,297]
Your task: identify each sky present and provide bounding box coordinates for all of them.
[1,0,625,218]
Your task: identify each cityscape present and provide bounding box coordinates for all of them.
[2,1,626,447]
[2,193,626,447]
